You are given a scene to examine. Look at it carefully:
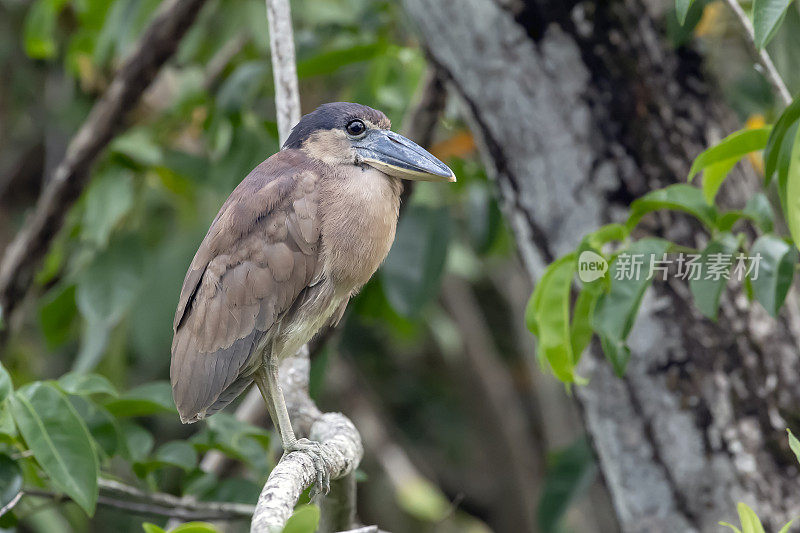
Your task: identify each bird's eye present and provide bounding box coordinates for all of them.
[346,119,366,137]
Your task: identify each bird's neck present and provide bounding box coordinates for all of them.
[318,165,401,290]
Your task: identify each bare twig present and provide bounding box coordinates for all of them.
[21,479,255,521]
[722,0,792,106]
[0,492,21,517]
[265,0,301,144]
[0,0,209,320]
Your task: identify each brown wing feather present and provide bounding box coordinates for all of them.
[170,150,321,423]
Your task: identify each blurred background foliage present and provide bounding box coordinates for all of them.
[1,0,797,532]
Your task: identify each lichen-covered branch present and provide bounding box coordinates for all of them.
[250,351,364,532]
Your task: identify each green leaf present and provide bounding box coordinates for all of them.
[395,477,450,522]
[717,194,775,233]
[144,440,197,473]
[628,184,717,230]
[0,363,11,405]
[216,61,269,113]
[749,235,797,316]
[777,123,800,205]
[73,319,111,374]
[753,0,794,49]
[786,125,800,249]
[701,158,738,205]
[38,284,78,349]
[57,372,118,397]
[676,0,696,24]
[381,206,451,316]
[788,429,800,465]
[204,413,270,453]
[110,130,163,167]
[719,522,743,533]
[570,288,598,364]
[592,239,671,376]
[689,233,738,320]
[0,454,23,512]
[142,524,167,533]
[170,523,220,533]
[668,0,707,45]
[104,381,175,417]
[0,403,16,440]
[9,383,99,515]
[68,395,119,459]
[281,504,320,533]
[688,127,771,181]
[737,502,766,533]
[118,421,154,463]
[779,519,796,533]
[743,193,775,233]
[765,97,800,184]
[23,0,68,59]
[297,42,386,78]
[81,170,134,247]
[528,254,581,383]
[537,436,597,532]
[582,223,629,250]
[76,237,143,326]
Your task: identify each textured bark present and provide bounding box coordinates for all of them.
[402,0,800,531]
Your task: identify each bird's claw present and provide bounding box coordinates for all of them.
[285,438,330,498]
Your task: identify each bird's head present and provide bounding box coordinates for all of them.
[283,102,456,182]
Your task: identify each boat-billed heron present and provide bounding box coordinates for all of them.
[171,102,455,492]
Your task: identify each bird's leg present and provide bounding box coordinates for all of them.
[253,370,278,436]
[255,361,330,497]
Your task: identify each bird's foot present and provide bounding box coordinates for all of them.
[284,438,330,498]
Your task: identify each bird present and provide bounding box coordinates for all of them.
[170,102,455,493]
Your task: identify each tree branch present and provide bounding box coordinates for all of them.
[265,0,301,144]
[250,350,364,532]
[0,0,209,321]
[19,479,255,521]
[721,0,792,106]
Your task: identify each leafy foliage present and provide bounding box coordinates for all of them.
[753,0,796,49]
[9,382,99,514]
[526,90,800,384]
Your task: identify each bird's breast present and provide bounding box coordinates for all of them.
[319,166,402,290]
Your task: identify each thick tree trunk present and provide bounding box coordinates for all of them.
[402,0,800,531]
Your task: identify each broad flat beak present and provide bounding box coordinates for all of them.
[354,130,456,182]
